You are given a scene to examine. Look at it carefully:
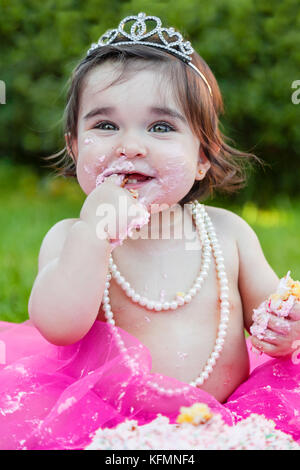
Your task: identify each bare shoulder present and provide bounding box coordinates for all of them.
[204,204,261,271]
[38,218,79,273]
[204,205,256,243]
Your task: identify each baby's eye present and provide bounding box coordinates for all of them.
[149,122,175,133]
[94,121,118,131]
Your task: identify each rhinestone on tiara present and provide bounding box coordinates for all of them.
[86,12,213,97]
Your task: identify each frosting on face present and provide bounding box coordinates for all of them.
[95,156,135,186]
[84,137,95,144]
[75,64,201,204]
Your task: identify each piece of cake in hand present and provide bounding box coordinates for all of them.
[250,271,300,339]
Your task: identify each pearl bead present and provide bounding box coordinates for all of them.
[220,292,229,300]
[221,308,230,316]
[126,288,135,297]
[207,358,216,367]
[170,301,178,310]
[146,301,155,309]
[154,303,162,311]
[132,293,141,302]
[217,272,227,280]
[162,302,170,310]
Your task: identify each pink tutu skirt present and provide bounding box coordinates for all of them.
[0,319,299,450]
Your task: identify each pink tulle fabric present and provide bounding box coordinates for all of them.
[0,319,299,450]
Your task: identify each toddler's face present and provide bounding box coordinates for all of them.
[68,62,210,210]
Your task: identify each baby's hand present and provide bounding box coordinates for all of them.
[250,272,300,357]
[251,301,300,357]
[80,174,150,248]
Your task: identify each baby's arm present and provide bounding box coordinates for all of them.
[28,176,149,346]
[233,212,300,357]
[28,216,112,346]
[230,212,279,332]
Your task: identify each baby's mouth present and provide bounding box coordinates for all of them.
[95,163,156,188]
[120,173,154,188]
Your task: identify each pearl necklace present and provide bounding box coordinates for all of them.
[101,200,230,397]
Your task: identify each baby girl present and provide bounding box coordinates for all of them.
[28,13,300,406]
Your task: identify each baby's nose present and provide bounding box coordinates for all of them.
[116,142,147,159]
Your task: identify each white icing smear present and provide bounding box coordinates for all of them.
[95,157,135,186]
[84,138,95,144]
[109,202,150,249]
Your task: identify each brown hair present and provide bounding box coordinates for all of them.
[43,38,261,205]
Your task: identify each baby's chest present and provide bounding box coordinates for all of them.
[97,239,243,363]
[97,214,248,400]
[97,267,246,401]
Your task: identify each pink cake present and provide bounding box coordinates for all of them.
[85,404,300,450]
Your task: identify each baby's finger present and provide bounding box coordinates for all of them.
[251,335,280,356]
[288,301,300,321]
[260,329,281,345]
[267,314,291,336]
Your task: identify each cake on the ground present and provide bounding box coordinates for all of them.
[85,403,300,450]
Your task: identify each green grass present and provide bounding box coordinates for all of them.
[0,161,299,323]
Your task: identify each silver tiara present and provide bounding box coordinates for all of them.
[86,12,212,97]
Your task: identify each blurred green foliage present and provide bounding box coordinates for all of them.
[0,159,84,322]
[0,160,300,323]
[0,0,300,204]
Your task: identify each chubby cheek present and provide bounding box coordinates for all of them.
[155,156,195,204]
[76,136,109,194]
